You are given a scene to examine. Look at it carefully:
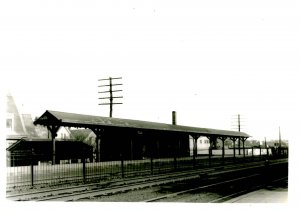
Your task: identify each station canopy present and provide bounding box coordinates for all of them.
[34,110,250,139]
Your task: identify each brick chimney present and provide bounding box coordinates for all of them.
[172,111,176,125]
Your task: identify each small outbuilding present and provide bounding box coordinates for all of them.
[6,138,93,166]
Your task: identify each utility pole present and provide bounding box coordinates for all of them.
[279,126,282,148]
[237,114,241,155]
[264,137,267,148]
[278,126,282,156]
[238,114,241,155]
[238,114,240,132]
[231,114,246,155]
[98,77,123,117]
[231,114,245,131]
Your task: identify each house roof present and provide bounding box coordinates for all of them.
[34,110,250,139]
[70,128,93,138]
[6,93,41,138]
[6,93,27,136]
[22,114,38,137]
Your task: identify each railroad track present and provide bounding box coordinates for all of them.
[7,159,287,201]
[143,174,261,202]
[208,176,288,203]
[144,175,288,203]
[7,166,216,201]
[143,163,288,203]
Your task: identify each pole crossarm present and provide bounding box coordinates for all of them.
[98,77,122,81]
[99,103,123,105]
[98,83,123,87]
[98,77,123,117]
[98,90,123,93]
[98,96,123,99]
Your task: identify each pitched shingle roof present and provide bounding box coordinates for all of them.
[34,110,250,138]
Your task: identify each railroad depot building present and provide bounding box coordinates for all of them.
[32,110,249,164]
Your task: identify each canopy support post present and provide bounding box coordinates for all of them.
[219,136,227,164]
[230,137,237,162]
[191,134,200,168]
[47,124,60,165]
[92,128,102,162]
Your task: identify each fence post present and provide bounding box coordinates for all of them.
[193,138,196,169]
[31,148,34,187]
[209,147,212,167]
[150,157,153,175]
[243,141,245,159]
[121,154,124,178]
[221,139,225,165]
[174,139,179,170]
[193,154,196,169]
[82,156,86,183]
[259,146,262,160]
[174,156,177,170]
[222,146,225,165]
[150,139,154,175]
[233,140,236,163]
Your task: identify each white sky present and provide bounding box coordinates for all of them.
[1,0,300,208]
[1,0,300,143]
